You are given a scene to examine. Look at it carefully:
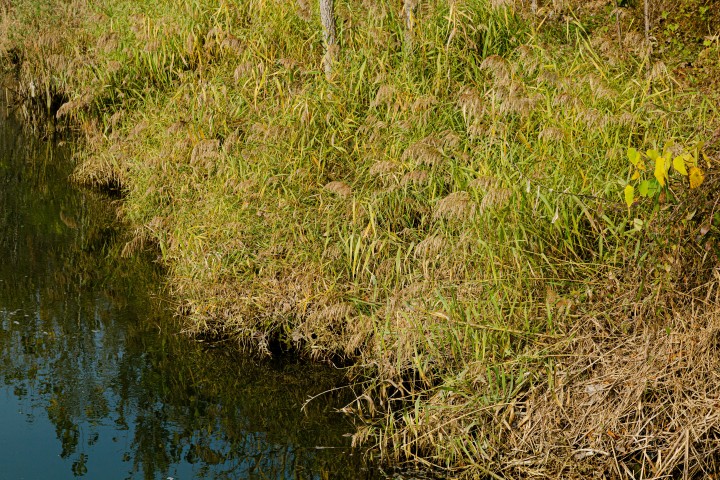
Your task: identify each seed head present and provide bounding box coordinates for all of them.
[433,191,475,221]
[324,181,353,197]
[539,126,566,142]
[480,54,511,86]
[457,87,484,123]
[369,160,398,176]
[296,0,312,21]
[414,234,446,259]
[401,169,429,185]
[402,141,443,167]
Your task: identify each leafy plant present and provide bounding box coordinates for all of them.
[624,145,705,209]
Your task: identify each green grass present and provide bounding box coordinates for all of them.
[3,0,720,477]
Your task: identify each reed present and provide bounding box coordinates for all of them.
[2,0,719,477]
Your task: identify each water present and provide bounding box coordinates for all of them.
[0,111,376,479]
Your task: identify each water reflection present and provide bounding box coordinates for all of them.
[0,112,374,479]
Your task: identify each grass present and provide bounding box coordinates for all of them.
[2,0,720,477]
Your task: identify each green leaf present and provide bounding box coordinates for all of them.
[627,147,640,166]
[647,178,660,196]
[624,185,634,208]
[647,149,660,161]
[638,180,650,197]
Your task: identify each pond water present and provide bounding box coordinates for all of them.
[0,111,378,479]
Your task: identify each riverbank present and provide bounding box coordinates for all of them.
[3,0,719,477]
[0,105,373,479]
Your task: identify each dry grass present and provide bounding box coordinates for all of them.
[2,0,720,477]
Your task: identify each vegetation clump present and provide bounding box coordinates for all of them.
[1,0,719,477]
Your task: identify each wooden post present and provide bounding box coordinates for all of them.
[644,0,650,45]
[644,0,653,73]
[615,0,622,48]
[320,0,336,79]
[403,0,418,50]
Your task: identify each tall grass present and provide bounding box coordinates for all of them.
[2,0,719,477]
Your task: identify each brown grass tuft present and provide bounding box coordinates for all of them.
[433,191,475,221]
[369,160,399,176]
[371,84,397,109]
[480,54,512,86]
[414,234,446,259]
[324,180,353,197]
[470,176,512,213]
[220,35,244,56]
[506,304,720,478]
[539,125,567,142]
[55,94,92,119]
[190,139,220,166]
[296,0,312,21]
[586,73,615,101]
[457,87,485,123]
[401,169,429,185]
[402,141,443,167]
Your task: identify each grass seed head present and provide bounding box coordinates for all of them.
[296,0,312,21]
[457,87,485,123]
[402,141,444,167]
[480,54,512,86]
[433,191,475,221]
[370,160,399,176]
[539,126,566,142]
[190,139,220,165]
[414,234,446,259]
[371,84,397,108]
[401,169,429,185]
[324,181,353,197]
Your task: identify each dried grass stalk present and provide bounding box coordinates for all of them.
[433,191,475,221]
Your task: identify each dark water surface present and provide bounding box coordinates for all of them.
[0,113,375,479]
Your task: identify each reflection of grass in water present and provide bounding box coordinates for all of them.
[123,332,365,478]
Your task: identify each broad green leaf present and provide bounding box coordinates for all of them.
[627,147,640,166]
[672,155,688,176]
[638,180,650,197]
[624,185,634,208]
[647,178,660,196]
[647,149,660,161]
[689,166,704,189]
[654,155,666,186]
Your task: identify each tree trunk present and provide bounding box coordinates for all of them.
[403,0,418,50]
[644,0,653,73]
[320,0,336,79]
[614,1,622,48]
